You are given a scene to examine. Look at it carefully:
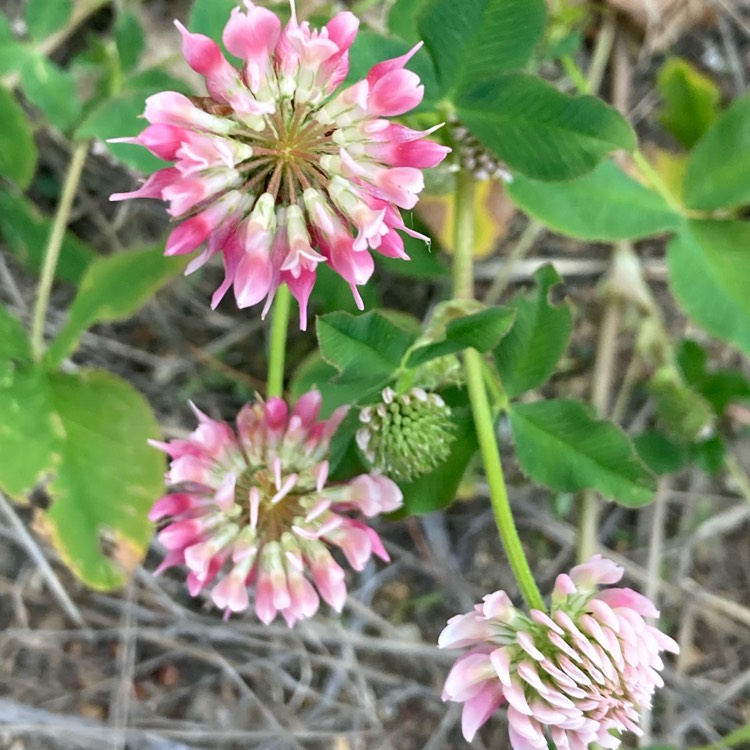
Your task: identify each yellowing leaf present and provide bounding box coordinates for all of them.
[648,146,689,204]
[416,177,516,258]
[657,57,720,148]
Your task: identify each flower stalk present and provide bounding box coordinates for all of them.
[453,169,544,612]
[31,141,89,362]
[266,284,292,398]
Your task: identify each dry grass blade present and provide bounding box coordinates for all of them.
[606,0,717,50]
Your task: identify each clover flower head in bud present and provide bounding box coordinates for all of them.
[149,391,403,626]
[109,2,450,329]
[439,554,679,748]
[356,386,455,482]
[448,113,511,183]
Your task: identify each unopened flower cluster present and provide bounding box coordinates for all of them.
[356,386,455,481]
[111,1,449,327]
[150,391,402,625]
[439,555,679,748]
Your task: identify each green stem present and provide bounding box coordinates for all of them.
[562,51,684,216]
[466,349,545,611]
[561,55,590,94]
[31,141,89,362]
[266,283,292,399]
[453,170,545,612]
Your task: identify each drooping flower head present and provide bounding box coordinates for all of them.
[110,1,449,328]
[439,555,679,748]
[149,391,402,625]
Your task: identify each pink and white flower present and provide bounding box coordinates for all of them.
[150,391,402,625]
[110,2,449,328]
[439,555,679,748]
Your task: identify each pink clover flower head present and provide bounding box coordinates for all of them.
[110,3,449,329]
[150,391,403,625]
[438,554,679,748]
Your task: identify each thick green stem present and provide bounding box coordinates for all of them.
[266,283,292,399]
[31,141,89,362]
[453,170,544,611]
[465,348,545,611]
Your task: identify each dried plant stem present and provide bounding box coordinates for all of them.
[587,9,617,93]
[0,492,84,626]
[31,141,88,362]
[453,170,544,612]
[482,220,544,305]
[452,169,476,300]
[640,479,669,744]
[724,451,750,505]
[577,290,621,562]
[577,26,633,564]
[266,283,292,398]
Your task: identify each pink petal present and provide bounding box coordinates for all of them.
[596,588,659,619]
[233,246,274,308]
[374,228,409,259]
[507,706,546,742]
[570,554,623,589]
[291,390,322,426]
[283,266,317,330]
[481,590,515,621]
[344,473,403,516]
[174,20,241,102]
[373,166,424,209]
[144,91,234,134]
[309,547,347,611]
[149,493,201,521]
[325,12,359,51]
[326,236,375,285]
[212,570,250,612]
[109,167,179,202]
[254,567,279,624]
[222,5,281,64]
[460,680,505,742]
[325,522,372,571]
[368,69,424,117]
[489,646,513,686]
[439,612,491,649]
[367,42,422,86]
[503,681,533,716]
[135,123,187,160]
[367,137,450,168]
[508,724,549,750]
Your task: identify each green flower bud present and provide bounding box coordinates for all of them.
[356,387,455,482]
[649,366,715,443]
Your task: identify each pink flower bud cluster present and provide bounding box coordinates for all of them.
[439,555,679,748]
[111,1,449,328]
[149,391,402,626]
